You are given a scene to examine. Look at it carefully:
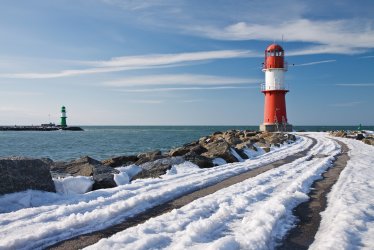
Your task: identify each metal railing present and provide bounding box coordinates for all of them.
[261,82,290,91]
[262,61,288,71]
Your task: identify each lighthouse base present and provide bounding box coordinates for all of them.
[260,123,293,132]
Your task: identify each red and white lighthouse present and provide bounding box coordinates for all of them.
[260,44,293,132]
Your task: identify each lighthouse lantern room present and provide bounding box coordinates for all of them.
[260,44,293,132]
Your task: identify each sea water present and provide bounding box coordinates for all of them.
[0,125,372,161]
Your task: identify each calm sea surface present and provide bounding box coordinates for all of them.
[0,126,372,161]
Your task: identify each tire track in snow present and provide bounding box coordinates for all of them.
[50,136,317,250]
[279,138,349,250]
[81,134,340,250]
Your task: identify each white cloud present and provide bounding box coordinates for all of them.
[287,45,366,56]
[86,50,255,67]
[99,1,374,56]
[118,86,258,92]
[104,74,257,87]
[106,73,259,92]
[293,59,336,67]
[101,0,179,11]
[189,19,374,55]
[0,50,254,79]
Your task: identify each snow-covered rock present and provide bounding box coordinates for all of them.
[113,165,142,185]
[51,156,120,190]
[54,176,94,195]
[212,158,227,166]
[132,157,185,180]
[115,165,142,180]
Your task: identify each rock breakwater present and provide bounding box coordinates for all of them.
[330,130,374,146]
[0,130,297,195]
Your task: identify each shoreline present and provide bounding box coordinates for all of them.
[0,126,84,131]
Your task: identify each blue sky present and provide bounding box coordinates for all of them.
[0,0,373,125]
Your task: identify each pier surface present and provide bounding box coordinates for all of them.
[0,126,83,131]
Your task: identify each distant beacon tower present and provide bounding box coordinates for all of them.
[260,44,292,132]
[60,106,67,128]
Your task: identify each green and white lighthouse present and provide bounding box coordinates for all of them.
[60,106,67,127]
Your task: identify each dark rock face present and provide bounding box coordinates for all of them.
[102,155,139,168]
[183,153,213,168]
[264,134,282,144]
[51,156,102,176]
[132,157,185,180]
[92,165,119,190]
[0,157,55,195]
[233,148,249,160]
[40,158,54,166]
[235,141,257,151]
[223,132,242,145]
[247,138,260,144]
[287,134,297,141]
[202,140,238,163]
[356,133,365,140]
[169,147,191,157]
[135,150,165,165]
[137,150,162,159]
[262,147,271,153]
[168,143,207,157]
[51,156,119,190]
[244,131,258,137]
[190,145,207,155]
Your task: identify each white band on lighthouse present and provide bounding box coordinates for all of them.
[264,69,285,90]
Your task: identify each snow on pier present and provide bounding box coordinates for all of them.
[0,133,373,249]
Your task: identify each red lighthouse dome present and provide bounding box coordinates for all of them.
[263,43,285,70]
